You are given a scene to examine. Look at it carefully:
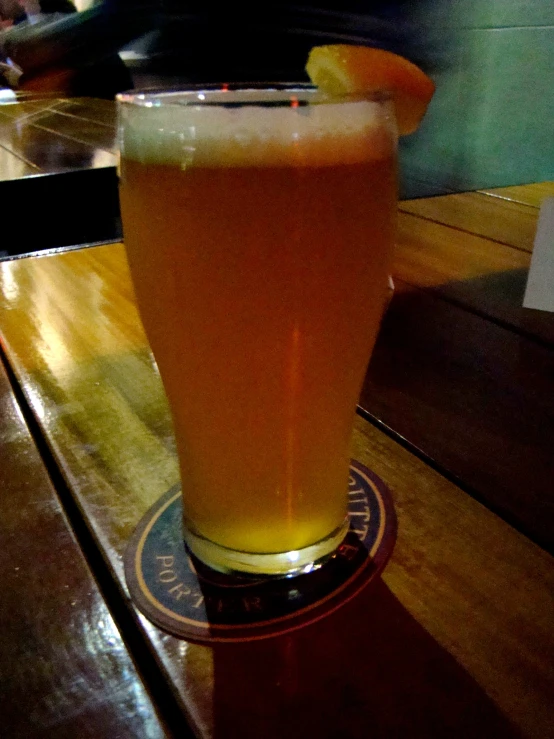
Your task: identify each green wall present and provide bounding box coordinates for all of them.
[400,0,554,197]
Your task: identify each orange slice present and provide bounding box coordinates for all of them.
[306,44,435,135]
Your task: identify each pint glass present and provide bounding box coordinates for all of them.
[118,85,397,576]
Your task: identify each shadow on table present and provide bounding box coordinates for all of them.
[430,269,554,346]
[0,167,121,256]
[209,577,520,739]
[359,277,554,555]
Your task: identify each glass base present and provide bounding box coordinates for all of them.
[183,517,350,578]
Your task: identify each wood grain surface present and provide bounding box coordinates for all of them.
[394,206,554,346]
[480,182,554,208]
[0,354,170,738]
[25,109,117,152]
[361,278,554,551]
[0,141,37,182]
[0,97,116,178]
[0,242,552,738]
[56,98,118,128]
[400,192,539,253]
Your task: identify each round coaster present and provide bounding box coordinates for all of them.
[124,460,396,643]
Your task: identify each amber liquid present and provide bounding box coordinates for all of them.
[120,155,396,554]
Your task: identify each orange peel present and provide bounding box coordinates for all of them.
[306,44,435,135]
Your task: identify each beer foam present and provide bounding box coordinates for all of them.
[119,91,396,168]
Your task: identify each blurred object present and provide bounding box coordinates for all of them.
[17,0,80,22]
[0,0,24,25]
[0,56,22,85]
[0,85,16,98]
[0,1,157,72]
[18,64,73,92]
[0,0,154,97]
[138,2,443,84]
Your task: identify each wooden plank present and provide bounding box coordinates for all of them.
[479,182,554,208]
[28,110,117,152]
[0,358,170,738]
[55,98,118,128]
[393,211,554,346]
[0,143,38,183]
[0,244,552,738]
[352,420,554,739]
[0,98,64,119]
[0,99,117,180]
[399,191,538,253]
[395,211,531,284]
[0,117,113,173]
[361,280,554,552]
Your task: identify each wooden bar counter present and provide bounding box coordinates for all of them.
[0,184,553,738]
[0,349,170,737]
[0,96,119,252]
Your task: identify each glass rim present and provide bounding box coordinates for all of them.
[117,82,392,108]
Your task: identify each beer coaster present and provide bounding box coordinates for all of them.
[124,460,396,643]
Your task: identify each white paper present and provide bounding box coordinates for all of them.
[523,197,554,313]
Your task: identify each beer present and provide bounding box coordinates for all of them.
[118,88,397,574]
